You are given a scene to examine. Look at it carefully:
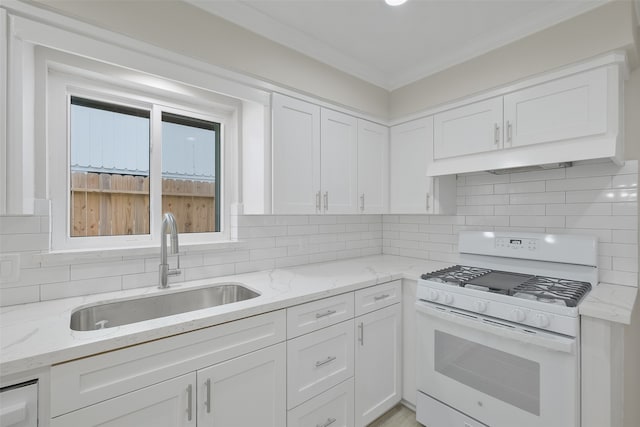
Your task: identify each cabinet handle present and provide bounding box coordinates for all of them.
[316,191,321,212]
[358,322,364,346]
[426,193,430,211]
[360,193,365,212]
[186,384,193,421]
[324,191,329,212]
[204,378,212,414]
[317,417,337,427]
[374,293,390,301]
[315,356,337,367]
[494,123,500,145]
[507,120,513,144]
[316,309,337,318]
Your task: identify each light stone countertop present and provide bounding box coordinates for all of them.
[579,282,638,325]
[0,254,636,378]
[0,255,448,377]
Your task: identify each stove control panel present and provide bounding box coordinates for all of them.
[495,237,538,251]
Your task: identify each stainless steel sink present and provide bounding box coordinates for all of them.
[70,283,260,331]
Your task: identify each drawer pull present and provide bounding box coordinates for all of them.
[315,309,337,319]
[315,356,337,367]
[317,417,337,427]
[186,384,193,421]
[358,322,364,346]
[204,378,212,414]
[374,294,390,301]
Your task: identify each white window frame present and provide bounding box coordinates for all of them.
[47,58,234,251]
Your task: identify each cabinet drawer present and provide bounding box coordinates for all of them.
[288,378,354,427]
[51,310,286,417]
[354,281,401,316]
[287,292,354,339]
[287,320,355,409]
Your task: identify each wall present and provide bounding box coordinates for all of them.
[30,0,389,120]
[390,0,638,121]
[383,160,639,287]
[0,214,382,306]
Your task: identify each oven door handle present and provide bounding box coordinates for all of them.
[416,301,576,354]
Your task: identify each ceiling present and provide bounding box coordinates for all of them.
[187,0,609,91]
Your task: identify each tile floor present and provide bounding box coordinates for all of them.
[369,404,422,427]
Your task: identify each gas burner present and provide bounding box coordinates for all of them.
[513,276,592,307]
[421,265,491,286]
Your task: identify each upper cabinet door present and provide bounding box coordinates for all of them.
[504,67,608,149]
[390,117,432,214]
[357,120,389,214]
[321,108,358,214]
[272,93,321,214]
[433,97,503,159]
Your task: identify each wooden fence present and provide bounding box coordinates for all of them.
[70,172,215,237]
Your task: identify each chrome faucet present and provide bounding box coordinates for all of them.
[159,212,181,289]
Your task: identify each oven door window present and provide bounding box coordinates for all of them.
[435,330,540,415]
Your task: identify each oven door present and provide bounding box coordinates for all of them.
[416,301,579,427]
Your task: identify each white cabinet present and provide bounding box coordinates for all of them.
[272,93,321,214]
[504,67,608,149]
[390,117,456,214]
[287,378,354,427]
[197,344,286,427]
[50,311,286,427]
[0,381,38,427]
[287,320,355,409]
[434,97,503,159]
[427,58,623,176]
[272,94,358,214]
[357,120,389,214]
[51,373,197,427]
[321,108,359,214]
[354,300,402,427]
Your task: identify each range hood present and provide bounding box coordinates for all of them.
[487,162,573,175]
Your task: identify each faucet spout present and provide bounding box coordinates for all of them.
[159,212,181,289]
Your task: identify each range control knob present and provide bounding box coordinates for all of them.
[475,301,487,313]
[428,290,440,302]
[535,313,550,328]
[444,293,454,304]
[512,309,526,322]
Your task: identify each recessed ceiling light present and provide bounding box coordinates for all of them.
[385,0,407,5]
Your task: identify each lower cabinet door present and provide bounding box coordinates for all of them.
[50,373,197,427]
[288,378,354,427]
[354,304,402,427]
[197,343,286,427]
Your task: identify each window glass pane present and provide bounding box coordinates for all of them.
[161,112,220,233]
[69,97,150,237]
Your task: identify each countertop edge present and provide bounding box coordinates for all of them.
[579,282,638,325]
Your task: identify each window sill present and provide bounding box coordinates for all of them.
[36,240,248,266]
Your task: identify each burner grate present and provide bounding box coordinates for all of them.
[421,265,491,286]
[514,276,592,307]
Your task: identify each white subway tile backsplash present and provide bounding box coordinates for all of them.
[317,224,347,234]
[566,189,637,204]
[70,259,145,281]
[545,203,612,216]
[0,286,40,307]
[494,204,546,216]
[545,176,611,192]
[0,216,42,235]
[184,263,236,281]
[418,224,454,234]
[250,247,287,261]
[41,276,122,301]
[509,216,565,228]
[1,234,49,252]
[466,194,510,206]
[612,174,638,188]
[287,225,320,235]
[2,265,70,288]
[494,181,545,194]
[565,215,637,230]
[383,161,637,287]
[510,192,565,205]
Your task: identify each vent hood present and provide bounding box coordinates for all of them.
[487,162,573,175]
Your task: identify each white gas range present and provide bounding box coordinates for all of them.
[416,231,597,427]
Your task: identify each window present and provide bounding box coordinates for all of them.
[48,63,233,250]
